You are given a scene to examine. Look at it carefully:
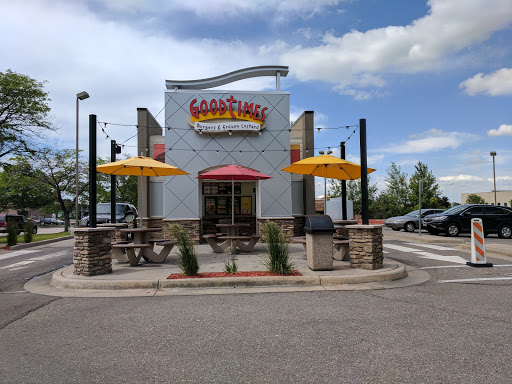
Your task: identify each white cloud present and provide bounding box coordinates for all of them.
[99,0,345,21]
[380,129,478,154]
[440,175,484,182]
[488,176,512,182]
[460,68,512,96]
[0,0,276,157]
[488,124,512,136]
[280,0,512,98]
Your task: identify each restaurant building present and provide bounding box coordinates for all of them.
[138,66,315,242]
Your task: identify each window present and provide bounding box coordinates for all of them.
[466,207,483,215]
[485,206,507,215]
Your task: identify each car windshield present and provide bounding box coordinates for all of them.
[440,205,468,215]
[96,204,124,215]
[405,210,420,217]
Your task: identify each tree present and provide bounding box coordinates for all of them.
[28,148,89,232]
[346,176,379,218]
[408,161,441,208]
[0,69,54,162]
[465,194,486,204]
[0,159,53,211]
[380,162,410,217]
[93,156,138,206]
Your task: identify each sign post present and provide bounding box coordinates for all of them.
[467,218,493,267]
[418,180,423,236]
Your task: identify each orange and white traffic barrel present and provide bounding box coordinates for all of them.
[467,218,493,267]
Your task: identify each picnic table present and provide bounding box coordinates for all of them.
[204,223,259,253]
[112,228,174,266]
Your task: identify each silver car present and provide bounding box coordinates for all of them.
[384,209,446,232]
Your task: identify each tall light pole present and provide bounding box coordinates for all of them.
[76,91,89,227]
[490,151,497,205]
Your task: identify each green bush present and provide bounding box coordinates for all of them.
[6,220,18,246]
[262,221,294,275]
[168,224,199,276]
[24,220,33,243]
[223,259,238,274]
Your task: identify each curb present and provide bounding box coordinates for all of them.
[8,235,74,250]
[50,263,408,291]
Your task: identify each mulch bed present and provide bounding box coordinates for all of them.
[167,271,302,279]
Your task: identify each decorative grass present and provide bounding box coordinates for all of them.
[167,223,200,276]
[261,221,295,275]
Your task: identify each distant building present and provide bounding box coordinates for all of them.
[461,191,512,207]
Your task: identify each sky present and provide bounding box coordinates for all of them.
[1,0,511,203]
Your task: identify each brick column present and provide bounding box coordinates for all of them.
[73,228,114,276]
[346,224,384,270]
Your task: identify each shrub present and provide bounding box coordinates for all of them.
[6,220,18,246]
[223,260,238,274]
[261,221,294,275]
[168,224,199,276]
[24,220,33,243]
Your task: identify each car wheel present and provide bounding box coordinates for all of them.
[404,222,415,232]
[498,224,512,239]
[445,222,460,237]
[392,228,401,231]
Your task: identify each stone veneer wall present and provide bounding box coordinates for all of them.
[293,215,306,237]
[142,217,167,240]
[346,224,384,270]
[163,218,201,244]
[73,228,114,276]
[97,223,129,242]
[332,220,359,239]
[257,217,295,240]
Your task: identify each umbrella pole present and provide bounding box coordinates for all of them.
[140,168,143,228]
[232,179,234,225]
[324,167,327,216]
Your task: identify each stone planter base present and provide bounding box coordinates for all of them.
[73,228,114,276]
[346,224,384,270]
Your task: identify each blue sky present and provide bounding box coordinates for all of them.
[1,0,511,202]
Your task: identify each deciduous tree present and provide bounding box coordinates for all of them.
[408,161,441,209]
[465,194,486,204]
[0,70,54,162]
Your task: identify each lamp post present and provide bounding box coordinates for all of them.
[490,151,497,205]
[76,91,89,227]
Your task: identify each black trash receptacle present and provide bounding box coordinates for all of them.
[304,215,335,270]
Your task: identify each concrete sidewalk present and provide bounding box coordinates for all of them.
[26,243,430,297]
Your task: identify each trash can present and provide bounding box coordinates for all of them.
[304,215,336,270]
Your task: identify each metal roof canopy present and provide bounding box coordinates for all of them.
[165,65,289,91]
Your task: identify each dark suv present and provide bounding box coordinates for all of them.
[423,204,512,238]
[80,203,138,227]
[0,215,38,234]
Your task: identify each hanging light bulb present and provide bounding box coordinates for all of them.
[229,130,233,135]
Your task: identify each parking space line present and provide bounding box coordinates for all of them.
[413,251,467,264]
[0,250,38,261]
[404,242,457,251]
[0,260,36,270]
[438,277,512,283]
[421,264,512,269]
[383,244,422,252]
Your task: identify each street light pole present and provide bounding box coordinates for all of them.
[490,151,497,205]
[75,91,89,227]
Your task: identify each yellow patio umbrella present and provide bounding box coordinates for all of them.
[281,154,375,215]
[97,156,189,227]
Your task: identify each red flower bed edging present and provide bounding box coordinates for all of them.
[167,271,302,279]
